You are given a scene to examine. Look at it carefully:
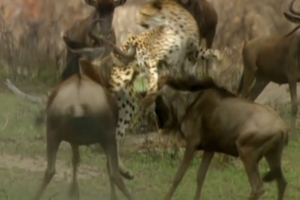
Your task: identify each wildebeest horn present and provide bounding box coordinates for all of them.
[88,19,136,60]
[289,0,300,16]
[62,35,105,57]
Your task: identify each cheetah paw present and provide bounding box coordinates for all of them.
[120,170,134,180]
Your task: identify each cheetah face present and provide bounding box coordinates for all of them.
[138,0,166,29]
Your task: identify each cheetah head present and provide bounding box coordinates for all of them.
[138,0,170,29]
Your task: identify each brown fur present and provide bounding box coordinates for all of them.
[146,75,288,200]
[238,0,300,139]
[174,0,218,48]
[31,58,134,200]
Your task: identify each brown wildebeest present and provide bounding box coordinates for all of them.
[238,0,300,139]
[143,75,288,200]
[174,0,218,48]
[31,58,134,200]
[63,0,127,66]
[60,29,138,180]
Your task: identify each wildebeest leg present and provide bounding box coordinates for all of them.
[31,131,61,200]
[164,142,197,200]
[106,160,117,200]
[69,144,80,199]
[240,69,256,98]
[236,142,265,200]
[102,139,134,200]
[288,78,298,139]
[247,74,269,101]
[239,59,257,98]
[263,140,287,200]
[193,151,214,200]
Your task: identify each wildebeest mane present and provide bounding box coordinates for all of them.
[159,75,236,97]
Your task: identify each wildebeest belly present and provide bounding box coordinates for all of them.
[61,116,114,145]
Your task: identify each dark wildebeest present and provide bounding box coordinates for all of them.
[238,0,300,139]
[174,0,218,48]
[31,58,134,200]
[62,0,127,81]
[143,75,288,200]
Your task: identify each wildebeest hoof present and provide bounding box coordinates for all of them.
[121,170,134,180]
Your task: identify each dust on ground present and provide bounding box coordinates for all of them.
[0,153,102,182]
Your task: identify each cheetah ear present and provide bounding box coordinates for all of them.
[152,0,162,10]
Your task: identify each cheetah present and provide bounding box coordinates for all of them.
[107,0,202,107]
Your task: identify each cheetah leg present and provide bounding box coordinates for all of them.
[115,92,135,180]
[141,64,158,105]
[117,139,134,180]
[141,65,159,130]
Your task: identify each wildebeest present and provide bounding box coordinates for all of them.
[143,75,288,200]
[31,58,134,200]
[63,0,127,70]
[174,0,218,48]
[60,28,138,180]
[238,0,300,139]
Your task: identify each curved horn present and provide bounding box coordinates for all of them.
[87,19,136,60]
[62,35,104,55]
[289,0,300,16]
[284,11,300,25]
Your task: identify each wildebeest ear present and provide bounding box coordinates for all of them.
[152,0,162,10]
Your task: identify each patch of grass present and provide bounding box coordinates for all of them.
[0,92,299,200]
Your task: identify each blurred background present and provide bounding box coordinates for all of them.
[0,0,295,87]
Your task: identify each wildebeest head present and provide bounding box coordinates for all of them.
[68,19,137,66]
[144,75,217,131]
[85,0,127,43]
[61,19,137,84]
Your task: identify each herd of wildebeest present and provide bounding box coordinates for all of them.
[21,0,300,199]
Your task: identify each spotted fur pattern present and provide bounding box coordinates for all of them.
[109,66,140,139]
[112,0,199,99]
